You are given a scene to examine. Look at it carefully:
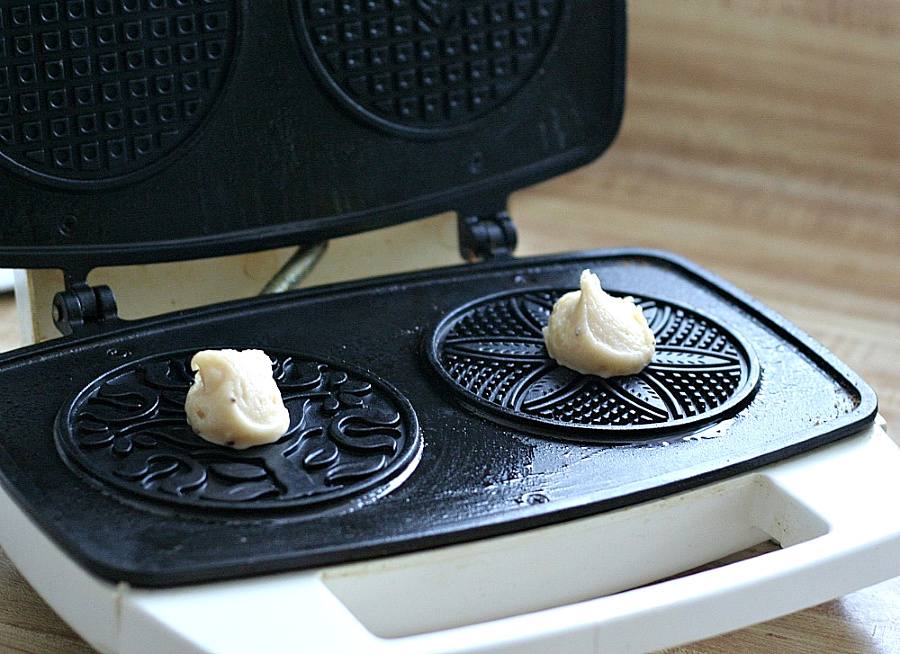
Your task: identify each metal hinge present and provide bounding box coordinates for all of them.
[457,211,518,262]
[52,276,120,337]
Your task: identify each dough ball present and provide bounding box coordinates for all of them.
[185,349,290,449]
[542,269,656,378]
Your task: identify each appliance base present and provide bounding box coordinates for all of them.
[2,418,897,654]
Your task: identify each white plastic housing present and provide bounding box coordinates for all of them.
[1,418,898,654]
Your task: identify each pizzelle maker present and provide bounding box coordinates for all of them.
[1,1,899,653]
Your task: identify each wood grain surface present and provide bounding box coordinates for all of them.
[0,0,898,652]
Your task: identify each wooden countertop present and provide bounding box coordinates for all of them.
[0,0,898,651]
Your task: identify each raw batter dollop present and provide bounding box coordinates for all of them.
[543,269,656,378]
[185,349,290,449]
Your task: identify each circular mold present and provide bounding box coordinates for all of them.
[0,0,239,186]
[56,349,421,511]
[293,0,564,133]
[427,288,760,443]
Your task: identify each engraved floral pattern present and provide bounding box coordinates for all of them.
[58,352,419,509]
[431,290,758,440]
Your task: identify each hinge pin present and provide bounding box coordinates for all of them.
[52,283,119,336]
[458,211,518,262]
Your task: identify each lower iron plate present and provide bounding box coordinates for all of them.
[0,250,877,586]
[427,288,760,442]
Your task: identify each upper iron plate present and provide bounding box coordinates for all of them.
[0,1,626,270]
[293,0,565,133]
[0,0,239,184]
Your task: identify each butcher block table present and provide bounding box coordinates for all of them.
[0,0,897,652]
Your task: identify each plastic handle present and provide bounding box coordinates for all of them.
[121,420,900,654]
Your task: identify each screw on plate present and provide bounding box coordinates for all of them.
[58,214,78,236]
[520,492,550,505]
[468,151,484,175]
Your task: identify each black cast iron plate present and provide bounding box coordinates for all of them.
[56,350,422,511]
[428,290,760,441]
[0,250,877,586]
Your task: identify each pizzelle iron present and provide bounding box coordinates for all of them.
[0,2,898,653]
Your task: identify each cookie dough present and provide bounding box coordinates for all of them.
[543,269,656,378]
[185,349,290,449]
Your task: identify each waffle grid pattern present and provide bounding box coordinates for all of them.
[0,0,236,182]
